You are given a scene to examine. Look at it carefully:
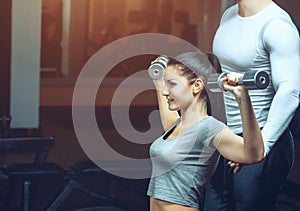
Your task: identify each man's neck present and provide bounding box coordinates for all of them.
[237,0,273,17]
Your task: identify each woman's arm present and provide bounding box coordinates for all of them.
[213,74,265,164]
[153,79,179,131]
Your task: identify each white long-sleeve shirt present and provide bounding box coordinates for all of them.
[213,2,300,154]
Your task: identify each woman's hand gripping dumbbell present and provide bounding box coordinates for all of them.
[207,70,270,92]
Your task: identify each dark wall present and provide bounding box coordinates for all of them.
[0,0,11,116]
[275,0,300,30]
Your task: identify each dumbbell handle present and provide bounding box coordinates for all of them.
[207,70,270,92]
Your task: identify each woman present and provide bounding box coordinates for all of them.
[146,52,265,211]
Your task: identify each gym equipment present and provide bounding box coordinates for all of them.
[147,55,270,92]
[207,70,270,92]
[0,136,65,211]
[148,55,169,80]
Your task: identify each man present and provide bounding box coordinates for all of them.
[204,0,300,210]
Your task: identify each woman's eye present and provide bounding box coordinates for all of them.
[169,82,176,87]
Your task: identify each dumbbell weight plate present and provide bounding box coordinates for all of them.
[241,70,270,89]
[148,55,169,80]
[148,62,166,80]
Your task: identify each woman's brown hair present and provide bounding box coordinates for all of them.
[167,51,221,116]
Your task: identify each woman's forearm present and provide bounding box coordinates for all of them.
[235,88,265,162]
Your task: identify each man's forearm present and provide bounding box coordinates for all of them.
[262,84,299,154]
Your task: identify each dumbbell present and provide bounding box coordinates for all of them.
[207,70,270,92]
[148,55,169,80]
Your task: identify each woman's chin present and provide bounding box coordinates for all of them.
[168,106,179,111]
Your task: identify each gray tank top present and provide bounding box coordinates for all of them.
[147,116,227,208]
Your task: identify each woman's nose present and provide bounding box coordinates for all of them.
[162,86,169,96]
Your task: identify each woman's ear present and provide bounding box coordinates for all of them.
[193,78,205,94]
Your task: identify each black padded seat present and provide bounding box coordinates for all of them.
[2,162,65,179]
[2,162,65,211]
[0,136,65,211]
